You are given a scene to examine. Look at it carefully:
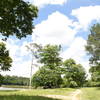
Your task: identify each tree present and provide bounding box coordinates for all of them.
[85,23,100,84]
[0,74,4,86]
[2,75,29,86]
[0,42,12,71]
[0,0,38,39]
[85,23,100,65]
[32,44,62,88]
[26,43,42,88]
[63,59,86,87]
[0,42,12,86]
[39,44,62,70]
[32,66,62,88]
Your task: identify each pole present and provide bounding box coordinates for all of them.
[29,53,34,89]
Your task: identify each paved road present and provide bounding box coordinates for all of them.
[0,87,27,90]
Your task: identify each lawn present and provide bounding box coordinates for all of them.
[81,87,100,100]
[0,87,100,100]
[0,88,75,100]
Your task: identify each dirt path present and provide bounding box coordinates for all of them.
[71,89,82,100]
[42,94,71,100]
[42,89,82,100]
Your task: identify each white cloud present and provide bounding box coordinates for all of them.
[26,0,67,8]
[72,6,100,29]
[33,11,77,46]
[32,11,90,74]
[61,37,89,71]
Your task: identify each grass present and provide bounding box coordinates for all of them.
[1,87,100,100]
[0,88,75,100]
[81,87,100,100]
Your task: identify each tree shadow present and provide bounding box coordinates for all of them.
[0,95,61,100]
[96,87,100,90]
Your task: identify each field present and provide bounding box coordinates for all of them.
[0,88,100,100]
[81,87,100,100]
[0,88,75,100]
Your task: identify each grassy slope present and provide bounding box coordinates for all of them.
[0,88,75,100]
[81,87,100,100]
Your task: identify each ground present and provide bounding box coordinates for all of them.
[0,87,99,100]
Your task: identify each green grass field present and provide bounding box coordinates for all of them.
[0,88,100,100]
[81,87,100,100]
[0,88,75,100]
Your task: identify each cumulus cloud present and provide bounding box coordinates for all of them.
[61,37,89,72]
[0,38,34,77]
[25,0,67,8]
[33,11,77,46]
[72,6,100,29]
[32,11,90,73]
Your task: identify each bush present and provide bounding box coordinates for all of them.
[32,67,62,88]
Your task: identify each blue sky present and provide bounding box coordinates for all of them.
[1,0,100,77]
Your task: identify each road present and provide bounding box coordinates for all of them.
[0,87,26,90]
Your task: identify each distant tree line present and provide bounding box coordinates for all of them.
[0,75,29,86]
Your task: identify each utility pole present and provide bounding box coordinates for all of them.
[29,53,34,89]
[26,43,40,89]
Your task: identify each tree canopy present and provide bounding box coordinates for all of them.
[0,42,12,71]
[38,44,62,70]
[32,44,63,88]
[85,23,100,65]
[0,42,12,86]
[85,23,100,84]
[0,0,38,39]
[63,59,86,87]
[32,66,62,88]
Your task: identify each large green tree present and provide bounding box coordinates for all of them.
[0,0,38,39]
[39,44,62,70]
[85,23,100,83]
[63,59,86,87]
[0,42,12,86]
[32,44,62,88]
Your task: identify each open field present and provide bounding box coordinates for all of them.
[0,87,100,100]
[0,88,75,100]
[81,87,100,100]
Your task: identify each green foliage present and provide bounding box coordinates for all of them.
[2,75,29,86]
[0,0,38,39]
[39,44,62,70]
[32,66,62,88]
[89,66,100,81]
[85,23,100,65]
[0,42,12,71]
[0,74,4,86]
[32,44,62,88]
[63,59,86,87]
[85,23,100,83]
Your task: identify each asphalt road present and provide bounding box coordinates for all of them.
[0,87,26,90]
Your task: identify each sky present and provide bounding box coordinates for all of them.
[1,0,100,77]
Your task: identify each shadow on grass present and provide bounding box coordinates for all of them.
[0,95,61,100]
[96,87,100,90]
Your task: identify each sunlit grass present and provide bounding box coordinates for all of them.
[81,87,100,100]
[0,88,75,100]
